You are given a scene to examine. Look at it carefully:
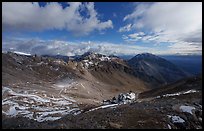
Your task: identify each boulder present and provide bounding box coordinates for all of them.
[103,91,137,105]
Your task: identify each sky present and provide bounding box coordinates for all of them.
[2,2,202,56]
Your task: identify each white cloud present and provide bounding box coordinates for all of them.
[128,32,145,39]
[122,35,129,40]
[119,24,132,32]
[3,38,180,56]
[122,2,202,54]
[123,3,150,21]
[2,2,113,36]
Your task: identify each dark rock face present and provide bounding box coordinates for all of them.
[128,53,191,87]
[42,55,70,62]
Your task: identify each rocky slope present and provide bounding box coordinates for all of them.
[2,51,201,129]
[128,53,191,87]
[2,75,202,129]
[2,52,148,124]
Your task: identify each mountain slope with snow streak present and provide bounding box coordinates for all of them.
[2,86,81,122]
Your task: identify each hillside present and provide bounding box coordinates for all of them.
[128,53,190,87]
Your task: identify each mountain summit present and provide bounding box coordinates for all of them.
[128,53,190,87]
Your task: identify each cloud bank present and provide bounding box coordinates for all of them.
[3,38,176,56]
[120,2,202,54]
[2,2,113,35]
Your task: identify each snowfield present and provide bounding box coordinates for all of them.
[2,86,81,122]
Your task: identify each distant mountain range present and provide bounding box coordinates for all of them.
[3,51,195,89]
[120,54,202,76]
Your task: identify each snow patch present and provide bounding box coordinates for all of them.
[2,86,81,122]
[13,51,31,56]
[167,124,172,129]
[156,89,199,99]
[36,61,44,66]
[179,105,195,115]
[7,106,18,116]
[87,104,119,112]
[99,56,111,61]
[81,83,85,89]
[88,61,93,65]
[103,92,137,105]
[167,115,185,123]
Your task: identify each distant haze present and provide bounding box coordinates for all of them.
[119,54,202,75]
[160,55,202,75]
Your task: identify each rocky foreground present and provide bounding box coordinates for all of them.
[2,89,202,129]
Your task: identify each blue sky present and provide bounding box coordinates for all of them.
[2,2,202,56]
